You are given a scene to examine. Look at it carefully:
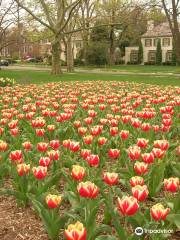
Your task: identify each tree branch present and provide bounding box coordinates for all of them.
[64,22,122,35]
[14,0,55,33]
[39,0,55,28]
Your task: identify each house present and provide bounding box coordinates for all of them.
[0,27,83,61]
[125,21,173,64]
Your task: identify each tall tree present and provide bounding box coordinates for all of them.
[0,0,17,60]
[156,39,162,64]
[15,0,82,74]
[161,0,180,65]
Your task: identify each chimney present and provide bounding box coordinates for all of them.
[147,20,154,31]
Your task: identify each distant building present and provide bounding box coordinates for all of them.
[0,27,83,61]
[125,21,174,64]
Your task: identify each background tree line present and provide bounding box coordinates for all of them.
[0,0,179,74]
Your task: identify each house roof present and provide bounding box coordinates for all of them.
[142,22,172,38]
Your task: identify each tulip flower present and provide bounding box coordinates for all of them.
[83,135,93,145]
[153,140,169,151]
[152,148,165,159]
[98,137,107,146]
[134,161,148,175]
[50,140,60,150]
[108,149,120,159]
[128,146,141,161]
[137,138,149,148]
[62,139,71,148]
[47,150,59,161]
[120,130,129,140]
[141,152,154,164]
[117,196,139,216]
[9,150,23,162]
[78,127,87,136]
[132,185,149,202]
[103,172,119,186]
[110,127,118,136]
[164,177,179,192]
[130,176,144,187]
[17,163,30,176]
[71,165,86,181]
[37,142,48,152]
[22,141,32,151]
[0,140,8,151]
[32,166,47,179]
[64,221,86,240]
[46,194,62,209]
[80,149,91,159]
[77,181,99,198]
[86,154,100,167]
[10,128,19,136]
[69,141,80,152]
[150,203,170,221]
[39,157,51,167]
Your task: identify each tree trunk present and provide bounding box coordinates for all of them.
[51,36,62,75]
[66,36,74,72]
[109,25,115,65]
[174,34,180,65]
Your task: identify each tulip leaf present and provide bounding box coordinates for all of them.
[167,214,180,228]
[148,162,166,197]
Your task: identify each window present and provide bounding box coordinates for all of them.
[166,51,172,62]
[163,38,170,47]
[145,39,152,47]
[130,50,138,63]
[154,38,160,47]
[148,50,156,62]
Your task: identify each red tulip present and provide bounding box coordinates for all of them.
[103,172,119,186]
[108,149,120,159]
[98,137,107,146]
[80,149,91,159]
[150,203,170,221]
[46,194,62,208]
[117,196,139,216]
[137,138,149,148]
[134,161,148,175]
[17,163,30,176]
[141,152,154,164]
[9,150,23,162]
[110,127,118,136]
[32,166,47,179]
[86,154,100,167]
[120,130,129,140]
[128,146,141,161]
[83,135,93,145]
[69,141,80,152]
[153,140,169,151]
[71,165,86,181]
[39,157,51,167]
[77,181,99,198]
[0,140,8,151]
[37,142,48,152]
[22,141,32,151]
[164,177,179,192]
[64,221,86,240]
[50,140,60,150]
[152,148,165,159]
[130,176,144,187]
[132,185,149,202]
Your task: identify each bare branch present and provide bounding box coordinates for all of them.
[14,0,55,33]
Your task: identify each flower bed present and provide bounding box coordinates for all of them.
[0,81,180,240]
[0,77,15,87]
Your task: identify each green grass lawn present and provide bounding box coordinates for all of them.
[80,65,180,73]
[0,69,180,86]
